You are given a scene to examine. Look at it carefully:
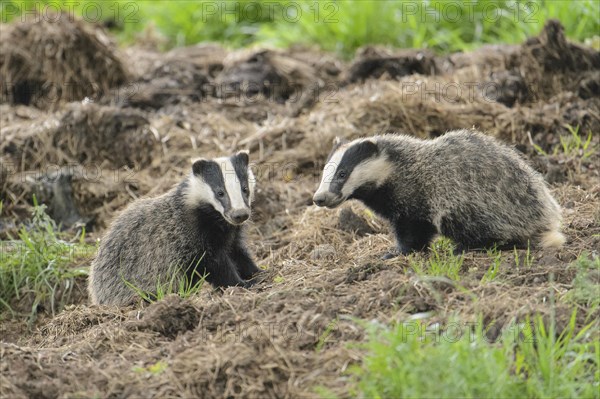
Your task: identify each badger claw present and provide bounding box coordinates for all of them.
[242,279,256,289]
[381,250,400,260]
[243,271,266,288]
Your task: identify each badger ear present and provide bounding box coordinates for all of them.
[332,136,345,146]
[191,158,210,176]
[358,138,378,156]
[235,150,250,166]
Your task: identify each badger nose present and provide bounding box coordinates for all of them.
[231,209,250,224]
[313,193,327,207]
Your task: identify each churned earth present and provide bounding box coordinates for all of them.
[1,18,599,398]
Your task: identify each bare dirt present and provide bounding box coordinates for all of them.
[1,19,599,398]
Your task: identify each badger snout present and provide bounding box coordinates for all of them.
[229,209,250,224]
[313,192,342,208]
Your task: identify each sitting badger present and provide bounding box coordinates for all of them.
[89,151,261,306]
[313,130,565,256]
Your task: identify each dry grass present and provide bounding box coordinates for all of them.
[0,15,128,109]
[0,19,599,398]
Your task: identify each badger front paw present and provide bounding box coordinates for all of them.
[381,249,400,260]
[242,271,266,288]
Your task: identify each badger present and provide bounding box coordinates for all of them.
[88,150,261,306]
[313,129,565,256]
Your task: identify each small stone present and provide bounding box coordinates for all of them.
[310,244,336,260]
[545,165,566,184]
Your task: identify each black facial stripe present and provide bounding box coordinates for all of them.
[231,154,250,206]
[199,161,231,212]
[329,141,378,195]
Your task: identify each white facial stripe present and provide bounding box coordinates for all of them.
[248,167,256,203]
[221,157,247,211]
[341,156,393,198]
[184,173,224,214]
[315,147,347,196]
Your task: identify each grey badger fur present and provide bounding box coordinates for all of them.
[89,151,261,306]
[313,129,565,255]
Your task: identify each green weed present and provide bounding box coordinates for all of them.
[0,200,94,321]
[315,318,338,352]
[0,0,278,48]
[515,312,599,398]
[2,1,598,56]
[121,0,278,48]
[482,246,502,283]
[257,0,600,57]
[514,243,534,268]
[351,312,599,398]
[532,124,598,159]
[132,360,168,376]
[558,124,597,159]
[122,258,207,303]
[564,252,600,309]
[410,238,463,281]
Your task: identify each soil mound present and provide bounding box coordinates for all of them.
[347,46,438,82]
[1,19,599,398]
[122,48,216,109]
[506,19,600,102]
[0,15,128,109]
[1,103,157,171]
[215,49,319,102]
[128,295,201,338]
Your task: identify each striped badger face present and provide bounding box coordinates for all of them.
[314,137,389,208]
[187,150,255,225]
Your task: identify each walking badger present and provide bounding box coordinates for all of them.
[89,151,261,306]
[313,130,565,256]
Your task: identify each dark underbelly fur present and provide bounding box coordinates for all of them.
[187,206,262,288]
[353,184,438,254]
[353,184,523,254]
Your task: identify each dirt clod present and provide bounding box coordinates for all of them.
[129,295,200,339]
[123,59,210,109]
[347,46,437,82]
[337,207,376,236]
[310,244,337,260]
[1,18,599,399]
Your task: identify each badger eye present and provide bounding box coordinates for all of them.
[242,186,248,193]
[217,191,225,198]
[338,171,347,179]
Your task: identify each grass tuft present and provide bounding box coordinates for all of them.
[564,252,600,309]
[515,311,599,398]
[0,199,94,321]
[514,243,534,268]
[559,124,597,159]
[481,246,502,283]
[351,312,599,398]
[122,258,207,304]
[532,124,598,159]
[257,0,600,57]
[2,1,598,56]
[409,238,463,281]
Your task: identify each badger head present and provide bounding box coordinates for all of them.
[313,137,392,208]
[186,150,255,225]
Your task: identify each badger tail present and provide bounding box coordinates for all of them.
[539,230,566,248]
